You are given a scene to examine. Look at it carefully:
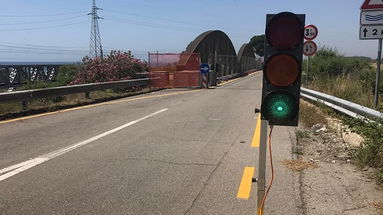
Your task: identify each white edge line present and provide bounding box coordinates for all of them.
[0,108,168,182]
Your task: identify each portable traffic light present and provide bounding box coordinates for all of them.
[261,12,305,126]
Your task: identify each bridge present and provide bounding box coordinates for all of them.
[186,30,257,77]
[0,63,66,89]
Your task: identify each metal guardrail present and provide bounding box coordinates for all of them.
[301,87,383,120]
[0,78,150,104]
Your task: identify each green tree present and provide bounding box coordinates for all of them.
[57,64,80,85]
[249,35,265,57]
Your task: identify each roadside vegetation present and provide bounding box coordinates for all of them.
[303,47,382,111]
[0,51,149,118]
[341,117,383,184]
[303,47,383,184]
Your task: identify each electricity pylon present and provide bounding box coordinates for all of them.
[88,0,103,58]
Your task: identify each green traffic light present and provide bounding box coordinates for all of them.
[261,91,299,124]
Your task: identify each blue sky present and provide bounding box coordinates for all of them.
[0,0,377,61]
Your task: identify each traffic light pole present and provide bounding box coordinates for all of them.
[306,56,309,83]
[257,119,268,215]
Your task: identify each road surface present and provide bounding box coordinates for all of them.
[0,73,303,214]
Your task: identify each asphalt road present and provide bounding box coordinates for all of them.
[0,73,303,215]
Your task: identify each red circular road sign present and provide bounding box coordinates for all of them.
[304,25,318,41]
[303,41,317,56]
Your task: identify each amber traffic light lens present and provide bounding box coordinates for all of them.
[266,12,303,50]
[264,54,299,87]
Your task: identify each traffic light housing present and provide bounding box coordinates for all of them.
[261,12,305,126]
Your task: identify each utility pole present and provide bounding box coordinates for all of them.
[88,0,103,59]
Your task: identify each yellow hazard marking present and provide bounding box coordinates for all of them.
[237,167,255,199]
[251,114,262,147]
[217,77,240,86]
[257,208,263,215]
[0,89,203,125]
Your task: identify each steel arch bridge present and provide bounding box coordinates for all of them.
[185,30,258,78]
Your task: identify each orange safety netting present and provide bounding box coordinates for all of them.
[149,53,201,88]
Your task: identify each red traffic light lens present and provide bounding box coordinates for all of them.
[266,12,304,50]
[264,54,300,87]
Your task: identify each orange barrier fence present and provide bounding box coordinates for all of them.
[149,53,201,88]
[150,70,200,88]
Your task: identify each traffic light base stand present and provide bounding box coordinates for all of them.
[257,119,268,215]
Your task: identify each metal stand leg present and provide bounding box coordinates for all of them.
[257,119,268,215]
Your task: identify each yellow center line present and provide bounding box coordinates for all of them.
[237,167,255,199]
[251,114,262,148]
[217,77,240,86]
[217,71,261,87]
[0,89,203,125]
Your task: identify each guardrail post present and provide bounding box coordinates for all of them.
[85,92,90,99]
[22,100,28,111]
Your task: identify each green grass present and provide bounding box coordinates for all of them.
[296,130,310,139]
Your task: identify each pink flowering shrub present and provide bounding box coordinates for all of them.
[71,51,147,84]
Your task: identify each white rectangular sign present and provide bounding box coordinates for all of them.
[361,10,383,25]
[360,25,383,39]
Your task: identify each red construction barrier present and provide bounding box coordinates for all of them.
[149,53,201,88]
[173,71,200,88]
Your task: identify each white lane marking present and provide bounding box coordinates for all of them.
[0,160,36,175]
[0,108,168,182]
[0,158,48,181]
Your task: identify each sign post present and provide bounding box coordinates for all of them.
[200,63,210,88]
[360,0,383,107]
[303,25,318,83]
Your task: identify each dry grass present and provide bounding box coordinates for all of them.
[370,201,383,214]
[308,74,376,109]
[299,101,327,128]
[282,159,319,172]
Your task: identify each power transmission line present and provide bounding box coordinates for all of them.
[0,21,88,32]
[103,9,223,29]
[0,44,86,53]
[0,40,88,49]
[103,18,200,33]
[0,15,86,26]
[0,11,87,18]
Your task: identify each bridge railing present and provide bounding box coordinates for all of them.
[0,63,69,89]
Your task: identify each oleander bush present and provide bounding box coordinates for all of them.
[71,51,147,85]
